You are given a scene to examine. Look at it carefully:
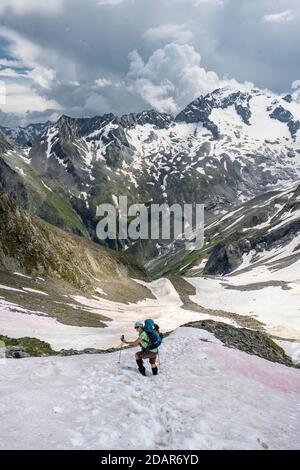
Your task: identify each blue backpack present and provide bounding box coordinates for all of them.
[143,319,162,350]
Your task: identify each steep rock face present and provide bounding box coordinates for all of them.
[271,105,293,123]
[121,110,173,129]
[0,131,14,154]
[270,106,300,141]
[203,241,245,276]
[175,88,252,135]
[283,94,293,103]
[0,151,30,209]
[176,94,220,138]
[0,148,89,238]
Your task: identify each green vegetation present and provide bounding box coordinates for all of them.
[0,334,58,357]
[45,189,89,237]
[0,188,148,293]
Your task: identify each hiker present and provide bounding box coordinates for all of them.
[121,320,162,376]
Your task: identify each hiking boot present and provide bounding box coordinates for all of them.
[136,359,146,376]
[152,367,158,376]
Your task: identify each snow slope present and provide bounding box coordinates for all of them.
[0,258,299,351]
[0,327,299,450]
[0,278,216,350]
[186,250,300,341]
[187,274,300,340]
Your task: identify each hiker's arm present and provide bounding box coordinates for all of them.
[122,337,141,347]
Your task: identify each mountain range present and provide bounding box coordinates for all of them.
[0,84,300,277]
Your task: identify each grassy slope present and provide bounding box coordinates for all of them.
[0,187,150,296]
[0,148,89,238]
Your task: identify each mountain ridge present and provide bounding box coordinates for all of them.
[1,85,300,275]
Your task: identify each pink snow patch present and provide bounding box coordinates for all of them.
[210,344,300,394]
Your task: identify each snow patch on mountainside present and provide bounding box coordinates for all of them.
[0,327,299,450]
[186,257,300,340]
[0,278,214,350]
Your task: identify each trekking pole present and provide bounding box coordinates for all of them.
[118,344,123,364]
[118,335,125,364]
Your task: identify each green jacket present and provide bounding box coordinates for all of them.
[139,330,158,353]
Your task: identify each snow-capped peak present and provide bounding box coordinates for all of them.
[0,121,51,146]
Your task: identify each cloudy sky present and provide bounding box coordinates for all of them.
[0,0,299,126]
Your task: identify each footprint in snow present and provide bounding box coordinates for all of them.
[53,406,64,414]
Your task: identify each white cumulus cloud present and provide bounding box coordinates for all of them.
[3,83,59,114]
[0,68,26,79]
[128,43,223,114]
[0,27,44,69]
[0,27,59,114]
[263,10,294,23]
[28,67,56,90]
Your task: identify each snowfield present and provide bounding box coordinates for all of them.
[186,273,300,341]
[0,278,213,351]
[0,263,300,352]
[185,253,300,342]
[0,327,299,450]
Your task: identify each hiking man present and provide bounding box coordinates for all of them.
[121,320,161,376]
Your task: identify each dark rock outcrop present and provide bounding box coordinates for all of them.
[270,105,300,140]
[184,320,295,367]
[203,241,244,275]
